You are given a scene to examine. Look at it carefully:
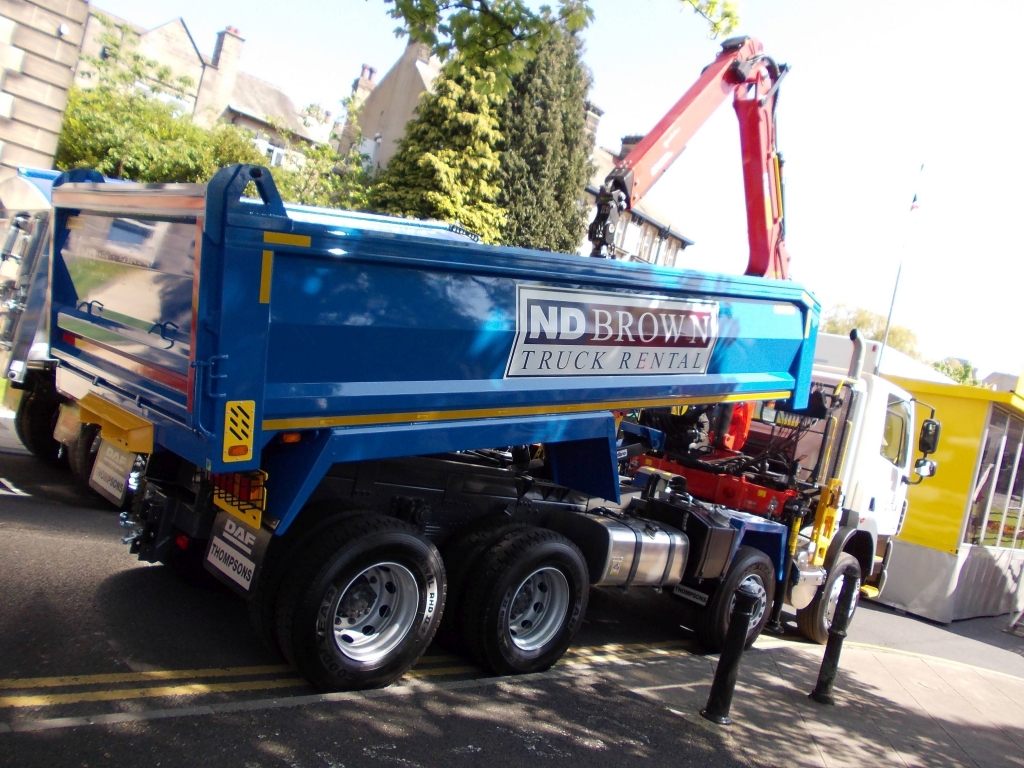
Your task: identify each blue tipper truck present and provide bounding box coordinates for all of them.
[46,165,819,691]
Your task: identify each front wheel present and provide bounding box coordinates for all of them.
[275,516,445,691]
[797,552,861,644]
[460,527,589,675]
[695,545,775,652]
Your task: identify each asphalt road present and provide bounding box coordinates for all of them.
[1,426,1022,767]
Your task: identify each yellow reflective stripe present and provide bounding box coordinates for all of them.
[262,390,792,431]
[259,250,273,303]
[263,232,310,247]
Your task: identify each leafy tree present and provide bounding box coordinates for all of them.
[386,0,738,93]
[933,359,983,387]
[368,58,505,243]
[820,305,920,359]
[56,16,264,182]
[496,28,593,252]
[265,101,372,209]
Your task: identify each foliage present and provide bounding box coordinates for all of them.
[368,58,505,243]
[266,100,372,209]
[385,0,738,93]
[496,28,593,252]
[933,359,983,387]
[55,16,264,182]
[820,305,920,359]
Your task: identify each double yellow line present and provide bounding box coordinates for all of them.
[0,640,696,709]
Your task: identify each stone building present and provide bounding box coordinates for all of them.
[74,8,328,167]
[338,39,440,172]
[582,137,693,265]
[0,0,89,180]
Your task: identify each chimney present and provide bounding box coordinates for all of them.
[407,37,432,63]
[351,63,376,103]
[619,134,645,159]
[212,26,244,70]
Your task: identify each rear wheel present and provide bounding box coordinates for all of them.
[460,527,588,675]
[16,391,66,465]
[275,516,445,691]
[437,517,530,647]
[796,553,861,644]
[695,546,775,652]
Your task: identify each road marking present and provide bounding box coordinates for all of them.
[0,664,292,690]
[0,678,305,708]
[405,665,479,678]
[0,477,28,497]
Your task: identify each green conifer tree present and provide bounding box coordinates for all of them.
[497,29,593,252]
[368,59,505,244]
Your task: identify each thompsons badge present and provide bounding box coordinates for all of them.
[505,286,718,378]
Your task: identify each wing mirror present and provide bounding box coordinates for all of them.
[919,419,941,456]
[914,457,937,480]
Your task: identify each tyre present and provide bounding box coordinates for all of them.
[68,423,101,485]
[17,391,66,466]
[796,552,861,644]
[437,517,530,647]
[247,509,362,653]
[275,515,445,691]
[460,527,589,676]
[695,545,775,653]
[12,391,29,448]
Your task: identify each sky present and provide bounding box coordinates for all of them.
[94,0,1024,374]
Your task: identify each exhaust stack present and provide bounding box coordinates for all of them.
[848,329,865,381]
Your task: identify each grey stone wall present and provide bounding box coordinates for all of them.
[0,0,87,179]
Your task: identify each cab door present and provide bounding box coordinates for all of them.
[873,393,913,536]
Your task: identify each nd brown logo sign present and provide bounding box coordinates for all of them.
[505,286,719,378]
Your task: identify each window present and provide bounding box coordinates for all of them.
[880,396,910,467]
[965,407,1024,548]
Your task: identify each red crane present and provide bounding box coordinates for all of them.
[587,36,791,279]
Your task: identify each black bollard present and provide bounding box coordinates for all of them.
[700,584,760,725]
[809,568,859,705]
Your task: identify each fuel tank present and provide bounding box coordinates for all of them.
[545,510,688,588]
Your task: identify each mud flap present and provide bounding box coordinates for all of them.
[203,510,272,596]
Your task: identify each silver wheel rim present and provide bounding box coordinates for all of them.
[328,562,419,663]
[507,566,570,652]
[731,574,768,633]
[825,572,860,626]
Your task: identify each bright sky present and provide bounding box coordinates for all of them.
[97,0,1023,374]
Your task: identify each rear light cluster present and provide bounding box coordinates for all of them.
[210,470,267,508]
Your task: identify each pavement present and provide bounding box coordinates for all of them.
[1,413,1023,767]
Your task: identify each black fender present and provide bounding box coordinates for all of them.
[824,525,875,580]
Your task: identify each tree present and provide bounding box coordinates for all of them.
[266,102,372,210]
[820,305,920,359]
[933,359,983,387]
[386,1,739,93]
[496,28,593,252]
[368,58,505,243]
[56,16,264,182]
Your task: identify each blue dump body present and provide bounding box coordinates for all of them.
[48,165,819,532]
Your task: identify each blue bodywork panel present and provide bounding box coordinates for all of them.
[46,165,819,531]
[723,510,789,582]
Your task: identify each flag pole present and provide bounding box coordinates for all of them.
[875,165,923,375]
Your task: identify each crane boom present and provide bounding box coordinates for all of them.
[588,36,790,279]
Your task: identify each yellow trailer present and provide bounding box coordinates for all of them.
[878,376,1024,622]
